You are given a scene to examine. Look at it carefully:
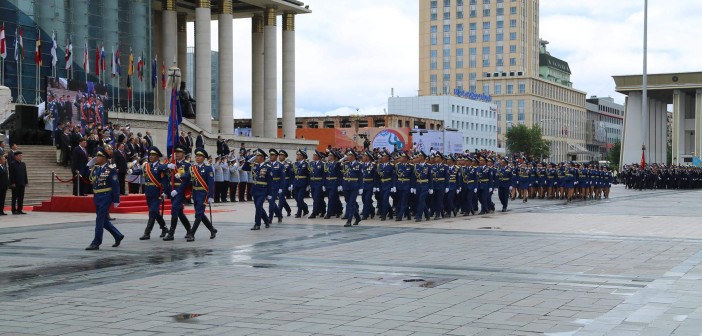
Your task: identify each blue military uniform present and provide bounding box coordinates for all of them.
[476,158,493,214]
[250,149,273,230]
[308,150,326,218]
[394,152,414,221]
[414,152,433,221]
[292,150,310,218]
[376,151,395,221]
[460,158,478,215]
[85,149,123,250]
[360,150,377,220]
[341,150,362,226]
[497,159,512,212]
[278,150,293,217]
[176,148,217,241]
[131,146,169,240]
[266,149,286,223]
[324,151,343,218]
[430,153,448,220]
[164,145,192,241]
[445,156,460,217]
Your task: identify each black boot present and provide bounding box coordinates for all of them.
[163,217,178,241]
[140,218,155,240]
[344,220,352,227]
[188,218,200,241]
[156,217,168,238]
[180,214,193,239]
[202,217,217,239]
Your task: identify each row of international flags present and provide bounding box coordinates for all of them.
[0,23,169,89]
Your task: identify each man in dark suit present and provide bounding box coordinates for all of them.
[60,127,71,167]
[144,131,154,148]
[113,143,128,195]
[178,131,187,149]
[186,131,194,153]
[71,138,90,196]
[9,151,28,215]
[0,156,8,215]
[196,130,205,151]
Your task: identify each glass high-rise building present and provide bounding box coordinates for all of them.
[419,0,589,161]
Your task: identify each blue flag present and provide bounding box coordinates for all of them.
[167,87,182,156]
[151,57,157,88]
[693,156,702,167]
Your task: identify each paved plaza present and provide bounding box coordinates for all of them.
[2,185,702,335]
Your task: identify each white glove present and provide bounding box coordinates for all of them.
[373,187,379,192]
[208,198,214,204]
[127,169,133,175]
[322,186,326,192]
[161,193,166,199]
[87,157,96,167]
[474,188,477,193]
[167,163,176,169]
[359,189,364,195]
[171,190,178,197]
[445,187,449,193]
[337,186,343,192]
[175,173,181,179]
[391,187,396,193]
[410,188,415,194]
[278,188,283,194]
[288,185,293,191]
[509,186,513,191]
[267,195,272,200]
[429,189,434,195]
[113,203,120,208]
[489,188,493,193]
[306,186,311,192]
[574,181,579,185]
[457,188,461,193]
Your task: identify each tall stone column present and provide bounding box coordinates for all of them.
[282,12,296,139]
[696,89,702,158]
[621,92,643,166]
[162,0,177,112]
[251,14,264,137]
[195,0,212,132]
[672,90,684,165]
[218,1,234,134]
[263,6,278,138]
[177,13,188,86]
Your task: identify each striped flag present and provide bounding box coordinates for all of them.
[50,30,57,68]
[137,50,144,81]
[34,28,41,65]
[115,47,121,76]
[82,40,88,74]
[100,44,106,71]
[95,43,100,76]
[65,36,72,70]
[0,23,6,59]
[14,27,23,61]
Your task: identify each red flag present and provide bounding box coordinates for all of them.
[161,63,166,89]
[641,150,646,168]
[95,44,100,76]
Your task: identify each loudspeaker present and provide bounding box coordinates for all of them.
[14,104,39,130]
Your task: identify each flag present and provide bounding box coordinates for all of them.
[65,36,72,70]
[161,63,166,89]
[14,27,23,61]
[693,157,702,167]
[641,150,646,168]
[127,48,133,76]
[50,30,57,67]
[110,47,115,77]
[167,85,183,154]
[137,50,144,81]
[100,44,105,71]
[0,23,7,59]
[151,55,157,88]
[34,28,41,66]
[115,47,121,76]
[95,44,100,76]
[82,40,88,74]
[126,74,132,100]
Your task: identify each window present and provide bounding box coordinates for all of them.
[483,33,490,42]
[496,20,504,29]
[483,59,490,66]
[469,72,476,79]
[431,0,438,7]
[496,7,504,15]
[444,33,451,44]
[494,83,502,94]
[496,46,503,54]
[510,19,517,27]
[444,12,450,19]
[444,0,451,5]
[510,6,517,14]
[496,33,503,41]
[432,104,440,112]
[430,25,438,45]
[506,84,513,94]
[509,32,517,40]
[483,8,490,16]
[483,22,491,29]
[509,44,516,53]
[509,57,516,66]
[518,100,525,121]
[518,82,525,93]
[483,84,489,94]
[506,100,513,121]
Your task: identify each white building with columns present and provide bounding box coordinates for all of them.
[154,0,310,137]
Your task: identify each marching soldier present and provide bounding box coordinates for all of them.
[394,152,414,221]
[430,153,448,220]
[308,150,326,218]
[278,150,293,217]
[413,151,432,222]
[497,158,512,212]
[85,148,124,250]
[360,150,377,220]
[164,145,193,241]
[476,156,492,214]
[324,150,342,219]
[292,149,310,218]
[445,155,460,217]
[341,149,362,226]
[130,146,169,240]
[172,148,217,241]
[250,149,272,230]
[377,150,395,221]
[266,149,285,223]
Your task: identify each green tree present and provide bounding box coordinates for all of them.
[505,124,550,159]
[608,140,621,171]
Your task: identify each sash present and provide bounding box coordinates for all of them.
[145,163,163,190]
[191,166,209,193]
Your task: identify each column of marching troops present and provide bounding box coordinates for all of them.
[84,143,617,250]
[620,164,702,190]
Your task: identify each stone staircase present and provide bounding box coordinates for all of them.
[11,145,74,205]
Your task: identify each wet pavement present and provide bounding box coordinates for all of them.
[2,186,702,335]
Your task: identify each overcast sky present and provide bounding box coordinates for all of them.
[190,0,702,119]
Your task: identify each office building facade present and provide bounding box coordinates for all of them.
[585,96,624,160]
[418,0,588,161]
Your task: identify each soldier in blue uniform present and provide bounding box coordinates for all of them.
[341,149,362,226]
[85,148,123,250]
[308,150,326,219]
[130,146,169,240]
[278,149,293,217]
[360,150,377,220]
[292,149,310,218]
[430,153,448,220]
[394,152,414,221]
[487,157,497,212]
[413,151,432,221]
[164,145,193,241]
[564,161,578,202]
[266,149,285,223]
[376,150,395,221]
[445,155,460,217]
[460,157,477,216]
[497,158,512,212]
[476,156,493,214]
[249,149,273,230]
[324,150,342,219]
[173,148,217,241]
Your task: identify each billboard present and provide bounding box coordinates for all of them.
[45,77,111,129]
[294,127,411,151]
[411,130,464,154]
